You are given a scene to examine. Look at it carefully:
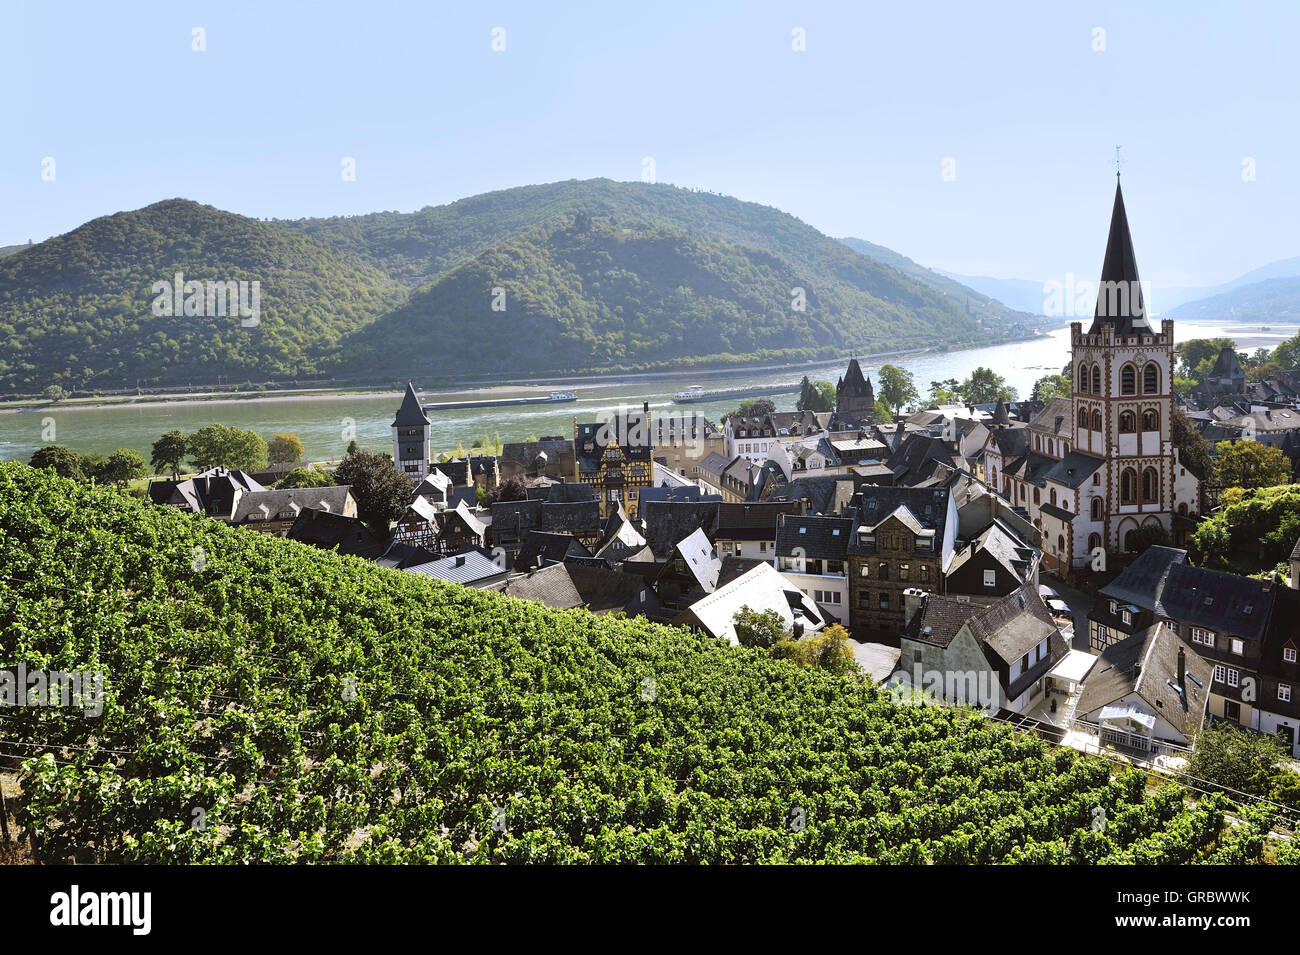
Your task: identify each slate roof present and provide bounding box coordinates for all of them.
[988,427,1030,458]
[1087,180,1153,336]
[230,486,354,524]
[575,411,653,475]
[1076,623,1212,735]
[674,563,826,645]
[525,481,595,503]
[1259,586,1300,680]
[488,498,598,543]
[1156,563,1275,641]
[286,509,386,559]
[885,434,960,485]
[594,505,648,562]
[516,531,592,571]
[375,541,439,569]
[148,466,266,517]
[947,519,1036,581]
[775,515,854,560]
[448,499,487,538]
[638,485,714,505]
[715,501,802,540]
[642,500,721,560]
[675,527,722,592]
[767,476,857,516]
[903,593,998,647]
[404,550,507,586]
[1100,546,1188,609]
[851,486,950,552]
[1027,398,1074,437]
[1038,502,1075,523]
[502,563,584,610]
[1042,451,1106,490]
[392,382,430,428]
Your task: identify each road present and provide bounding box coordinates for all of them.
[1041,572,1096,652]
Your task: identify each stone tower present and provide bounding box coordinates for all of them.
[392,381,432,483]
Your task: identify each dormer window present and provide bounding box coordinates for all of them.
[1285,646,1297,664]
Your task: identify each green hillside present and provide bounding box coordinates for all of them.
[0,200,404,394]
[345,209,1008,379]
[0,461,1279,864]
[0,181,1029,395]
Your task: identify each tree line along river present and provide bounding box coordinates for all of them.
[0,320,1291,467]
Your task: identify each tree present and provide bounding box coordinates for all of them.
[1189,721,1287,799]
[94,448,148,488]
[732,605,788,649]
[1214,440,1292,490]
[43,384,67,403]
[483,475,528,506]
[333,449,412,527]
[1030,373,1071,402]
[1189,484,1300,572]
[737,398,776,418]
[28,445,85,481]
[1126,523,1172,555]
[1170,407,1212,482]
[797,376,836,413]
[928,378,961,405]
[1176,338,1236,379]
[187,425,267,472]
[878,364,919,415]
[1273,331,1300,372]
[959,367,1017,405]
[276,467,334,489]
[774,623,858,676]
[266,432,306,465]
[346,440,360,457]
[151,430,189,480]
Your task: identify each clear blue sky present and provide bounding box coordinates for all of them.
[3,0,1296,288]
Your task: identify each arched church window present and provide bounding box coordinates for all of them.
[1121,364,1136,395]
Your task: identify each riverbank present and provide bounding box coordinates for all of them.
[0,332,1045,414]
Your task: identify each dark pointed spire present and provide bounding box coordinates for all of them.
[991,399,1010,427]
[392,381,430,428]
[1088,180,1152,336]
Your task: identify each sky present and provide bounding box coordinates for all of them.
[3,0,1297,289]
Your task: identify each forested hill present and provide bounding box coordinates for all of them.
[1,181,1034,395]
[0,200,404,394]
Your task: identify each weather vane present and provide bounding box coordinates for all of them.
[1114,145,1125,179]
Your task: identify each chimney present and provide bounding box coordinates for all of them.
[903,587,928,625]
[643,401,650,415]
[1177,646,1186,687]
[455,555,466,567]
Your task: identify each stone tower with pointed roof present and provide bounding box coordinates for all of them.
[1070,180,1177,554]
[392,381,432,483]
[835,358,876,427]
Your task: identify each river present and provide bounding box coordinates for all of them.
[1,319,1293,466]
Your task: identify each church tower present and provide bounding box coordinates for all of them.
[392,381,432,483]
[1070,180,1176,553]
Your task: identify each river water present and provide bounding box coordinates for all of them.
[1,320,1292,466]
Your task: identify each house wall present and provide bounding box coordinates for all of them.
[1078,690,1191,746]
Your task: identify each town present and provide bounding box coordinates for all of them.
[115,181,1300,774]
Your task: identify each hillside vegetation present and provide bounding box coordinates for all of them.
[0,181,1029,395]
[0,462,1281,864]
[0,200,404,393]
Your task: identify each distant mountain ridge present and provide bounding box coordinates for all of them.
[0,180,1037,395]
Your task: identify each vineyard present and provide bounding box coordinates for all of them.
[0,460,1292,864]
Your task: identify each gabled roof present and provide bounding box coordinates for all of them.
[1076,623,1212,734]
[766,476,857,516]
[398,496,439,524]
[516,531,592,571]
[643,500,721,560]
[1027,398,1073,436]
[502,563,584,609]
[675,527,722,592]
[286,508,385,559]
[1087,180,1153,336]
[839,358,874,397]
[393,382,431,428]
[1098,545,1186,609]
[1210,346,1246,379]
[903,593,998,648]
[230,486,353,524]
[1042,451,1106,490]
[851,486,950,552]
[448,499,487,537]
[1156,563,1275,641]
[674,562,826,645]
[405,550,508,586]
[375,541,439,569]
[947,519,1036,582]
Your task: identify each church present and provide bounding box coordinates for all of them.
[984,180,1199,573]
